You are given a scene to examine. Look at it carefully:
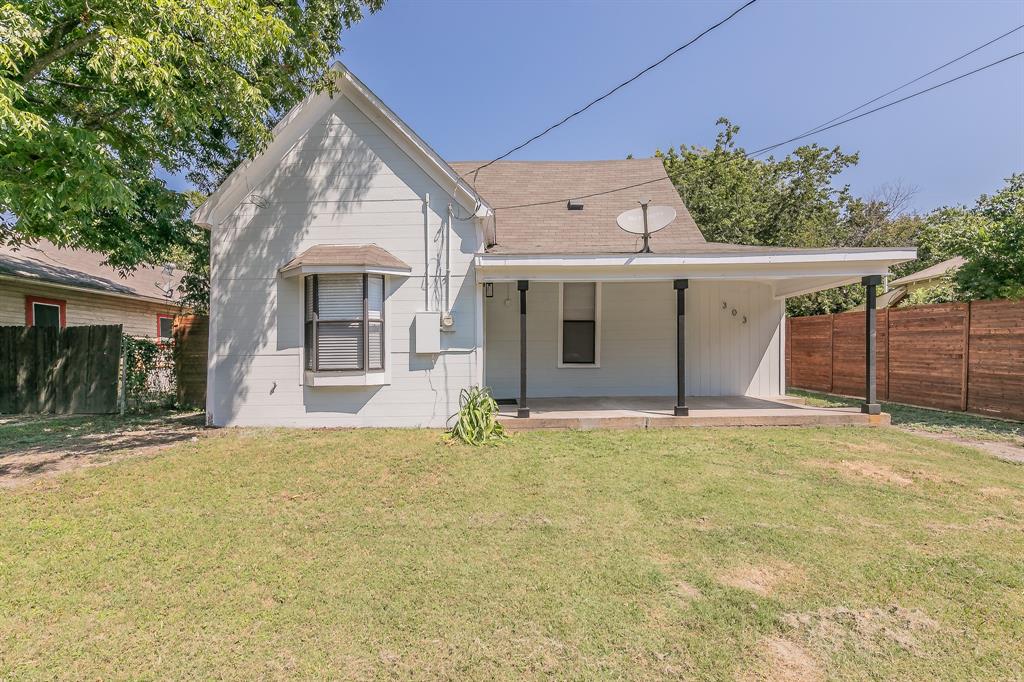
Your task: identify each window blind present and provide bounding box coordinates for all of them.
[305,273,385,371]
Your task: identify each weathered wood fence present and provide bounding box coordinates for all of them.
[786,299,1024,421]
[0,325,122,414]
[173,315,208,408]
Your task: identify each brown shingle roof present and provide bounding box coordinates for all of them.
[0,239,184,303]
[450,159,706,254]
[279,244,411,274]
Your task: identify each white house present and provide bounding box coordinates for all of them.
[193,63,915,428]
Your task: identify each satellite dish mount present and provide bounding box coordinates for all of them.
[615,199,676,254]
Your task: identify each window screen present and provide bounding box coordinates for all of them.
[33,303,61,327]
[562,283,596,364]
[304,274,384,371]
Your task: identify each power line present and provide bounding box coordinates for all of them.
[489,50,1024,211]
[465,0,760,178]
[747,49,1024,158]
[773,23,1024,148]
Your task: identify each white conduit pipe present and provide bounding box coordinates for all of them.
[446,202,453,314]
[423,192,430,311]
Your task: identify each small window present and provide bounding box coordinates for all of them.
[559,282,599,366]
[157,315,174,340]
[304,274,385,372]
[25,296,65,327]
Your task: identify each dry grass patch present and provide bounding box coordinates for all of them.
[718,562,804,597]
[784,605,939,655]
[741,636,823,682]
[809,459,914,487]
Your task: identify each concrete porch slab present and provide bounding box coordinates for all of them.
[498,396,890,431]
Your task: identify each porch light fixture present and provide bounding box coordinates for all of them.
[567,199,584,210]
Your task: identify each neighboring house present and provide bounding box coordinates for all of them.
[0,240,184,339]
[193,63,915,427]
[848,256,964,310]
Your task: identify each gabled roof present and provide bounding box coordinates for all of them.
[279,244,411,277]
[889,256,964,287]
[192,62,490,228]
[0,240,183,304]
[451,159,706,254]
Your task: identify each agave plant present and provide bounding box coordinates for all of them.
[447,386,507,445]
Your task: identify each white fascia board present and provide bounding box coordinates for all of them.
[279,264,412,278]
[191,62,491,229]
[476,248,916,268]
[473,249,916,283]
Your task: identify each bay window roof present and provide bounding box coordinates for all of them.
[279,244,412,277]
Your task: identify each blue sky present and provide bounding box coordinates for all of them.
[170,1,1024,214]
[329,0,1023,213]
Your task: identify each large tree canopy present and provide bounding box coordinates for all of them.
[659,119,928,315]
[918,174,1024,302]
[1,0,382,272]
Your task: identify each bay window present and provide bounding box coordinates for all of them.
[304,273,384,371]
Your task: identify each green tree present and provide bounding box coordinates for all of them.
[659,118,927,316]
[659,118,859,248]
[1,0,382,278]
[920,175,1024,301]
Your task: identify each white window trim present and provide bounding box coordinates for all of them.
[557,281,601,369]
[299,274,392,387]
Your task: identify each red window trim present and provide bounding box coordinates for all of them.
[156,314,174,341]
[25,296,67,327]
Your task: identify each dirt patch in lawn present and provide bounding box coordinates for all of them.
[809,459,914,487]
[0,412,205,488]
[719,562,803,597]
[911,431,1024,464]
[741,637,822,682]
[784,605,939,654]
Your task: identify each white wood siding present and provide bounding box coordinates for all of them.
[208,93,481,427]
[484,280,783,399]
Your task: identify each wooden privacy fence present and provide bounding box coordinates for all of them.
[0,325,122,414]
[786,299,1024,421]
[173,315,208,408]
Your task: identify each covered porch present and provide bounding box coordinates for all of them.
[497,395,889,430]
[477,247,915,428]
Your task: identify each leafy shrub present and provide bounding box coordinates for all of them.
[447,387,506,445]
[121,335,176,412]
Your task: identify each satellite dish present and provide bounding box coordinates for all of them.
[616,203,676,253]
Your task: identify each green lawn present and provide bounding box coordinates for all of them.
[1,426,1022,679]
[788,389,1024,445]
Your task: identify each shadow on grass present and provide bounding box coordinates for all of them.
[0,411,206,484]
[788,389,1024,445]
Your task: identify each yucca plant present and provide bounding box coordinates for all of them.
[447,386,507,445]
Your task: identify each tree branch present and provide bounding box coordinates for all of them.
[18,30,100,84]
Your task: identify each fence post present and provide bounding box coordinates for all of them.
[118,340,127,416]
[961,301,971,412]
[829,313,835,394]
